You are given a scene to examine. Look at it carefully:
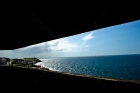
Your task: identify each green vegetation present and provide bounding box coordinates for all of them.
[10,57,50,70]
[10,57,42,68]
[23,57,42,62]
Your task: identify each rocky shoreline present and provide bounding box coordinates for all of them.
[1,65,140,91]
[1,56,140,86]
[7,65,140,85]
[11,64,50,70]
[1,56,140,87]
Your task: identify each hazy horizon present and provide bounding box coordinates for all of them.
[10,53,140,59]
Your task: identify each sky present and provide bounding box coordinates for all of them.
[0,20,140,58]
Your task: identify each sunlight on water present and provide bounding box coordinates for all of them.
[34,55,140,81]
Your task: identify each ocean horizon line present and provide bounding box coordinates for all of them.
[38,53,140,59]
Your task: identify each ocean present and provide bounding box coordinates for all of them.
[35,54,140,81]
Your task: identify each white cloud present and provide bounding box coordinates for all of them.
[47,40,59,46]
[47,39,79,52]
[14,38,85,55]
[0,33,92,58]
[82,31,94,41]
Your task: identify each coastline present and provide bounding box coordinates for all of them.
[3,66,140,86]
[34,62,140,83]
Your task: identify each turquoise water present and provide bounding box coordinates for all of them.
[36,54,140,81]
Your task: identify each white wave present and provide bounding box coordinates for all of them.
[34,61,59,72]
[47,67,60,72]
[34,62,46,68]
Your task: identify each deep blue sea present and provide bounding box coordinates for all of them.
[36,54,140,81]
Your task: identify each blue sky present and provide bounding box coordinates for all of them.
[0,20,140,58]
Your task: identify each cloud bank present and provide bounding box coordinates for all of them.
[0,31,95,58]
